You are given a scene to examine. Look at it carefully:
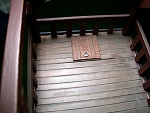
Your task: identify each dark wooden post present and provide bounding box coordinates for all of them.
[51,22,57,38]
[26,2,41,43]
[107,19,116,34]
[66,21,73,37]
[80,20,87,36]
[93,20,100,35]
[122,0,142,36]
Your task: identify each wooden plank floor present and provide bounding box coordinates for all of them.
[35,31,150,113]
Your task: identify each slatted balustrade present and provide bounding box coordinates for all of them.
[37,14,129,38]
[130,20,150,106]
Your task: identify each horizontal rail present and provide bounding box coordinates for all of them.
[0,0,27,113]
[37,14,129,22]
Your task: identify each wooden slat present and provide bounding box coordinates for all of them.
[32,44,37,59]
[130,35,140,51]
[36,50,132,61]
[36,63,138,78]
[37,75,140,91]
[39,99,148,113]
[21,89,28,113]
[36,94,147,112]
[51,22,57,38]
[37,14,129,23]
[138,62,150,76]
[37,57,135,71]
[27,27,34,113]
[66,21,73,37]
[33,73,38,88]
[37,87,145,105]
[80,20,87,36]
[36,80,142,98]
[0,0,26,113]
[36,42,130,56]
[37,68,138,84]
[107,19,116,34]
[92,21,100,35]
[143,78,150,91]
[35,52,135,65]
[115,107,150,113]
[33,59,37,73]
[147,99,150,107]
[33,109,37,113]
[135,48,145,63]
[33,91,38,105]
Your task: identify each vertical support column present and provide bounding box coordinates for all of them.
[147,99,150,107]
[93,20,100,35]
[27,27,38,113]
[122,0,141,36]
[66,21,73,37]
[51,22,57,38]
[26,2,41,43]
[80,20,87,36]
[107,19,116,34]
[27,27,34,113]
[21,88,29,113]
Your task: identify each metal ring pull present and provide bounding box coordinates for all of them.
[83,51,89,57]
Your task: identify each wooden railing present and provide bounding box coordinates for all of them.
[130,20,150,106]
[0,0,27,112]
[1,0,150,113]
[37,14,129,38]
[0,1,39,113]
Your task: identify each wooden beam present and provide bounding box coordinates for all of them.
[130,35,140,51]
[27,27,34,113]
[143,78,150,91]
[37,14,129,23]
[135,48,145,63]
[138,62,149,76]
[0,0,26,113]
